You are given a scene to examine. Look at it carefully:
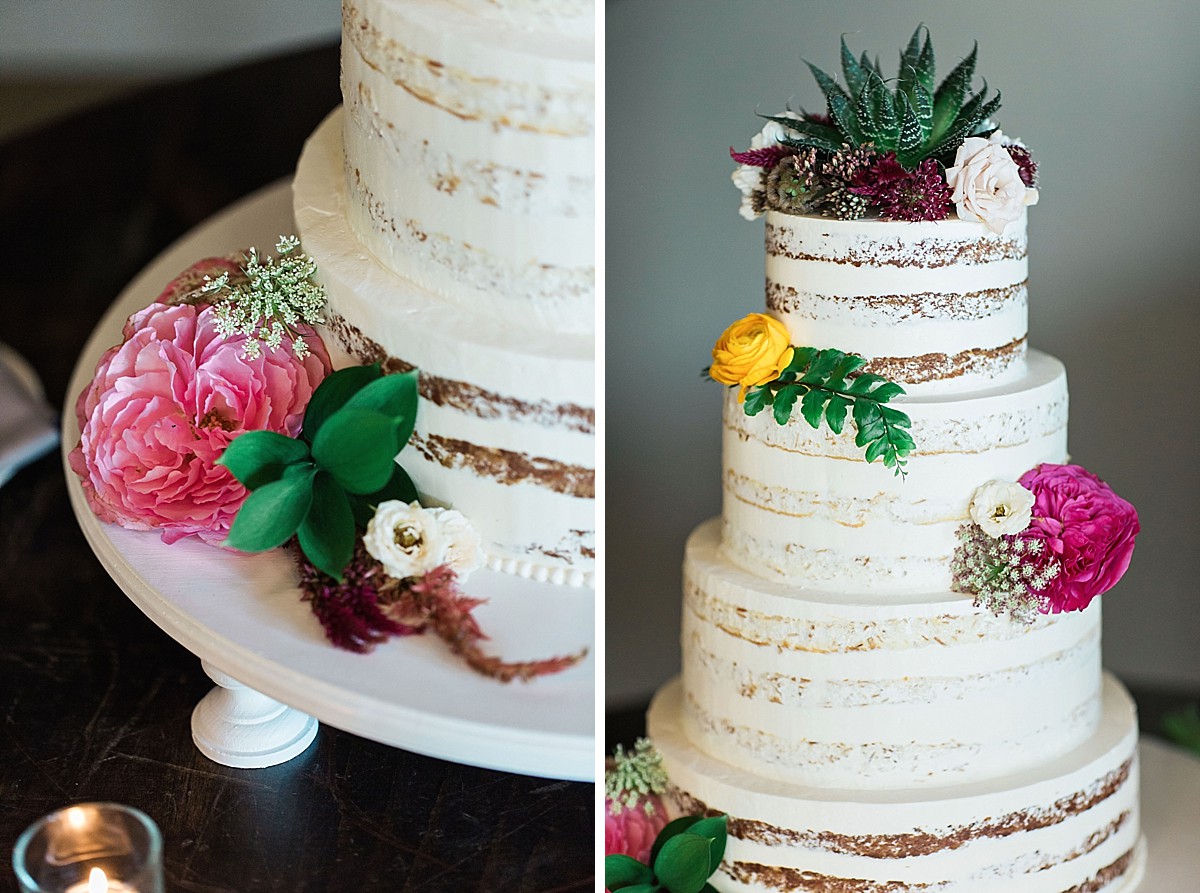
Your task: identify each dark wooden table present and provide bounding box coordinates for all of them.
[0,46,593,893]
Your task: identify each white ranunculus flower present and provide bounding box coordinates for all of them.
[426,507,484,579]
[363,500,445,580]
[945,130,1038,234]
[969,479,1036,538]
[732,165,766,220]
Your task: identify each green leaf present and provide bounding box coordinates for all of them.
[799,348,843,385]
[301,363,382,441]
[840,35,867,98]
[650,816,702,867]
[654,834,713,893]
[773,385,803,426]
[799,387,827,429]
[224,465,317,552]
[605,855,654,890]
[218,430,311,490]
[865,437,888,464]
[867,381,906,403]
[931,42,977,142]
[858,73,897,149]
[915,29,935,95]
[341,369,419,449]
[847,371,887,395]
[828,92,867,147]
[853,400,886,446]
[687,816,728,876]
[349,464,420,527]
[613,886,659,893]
[805,60,848,109]
[311,408,401,494]
[896,93,924,161]
[784,345,818,376]
[825,394,852,434]
[1163,703,1200,755]
[742,386,772,417]
[296,470,357,581]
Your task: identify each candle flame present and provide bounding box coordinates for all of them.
[65,807,89,830]
[88,867,108,893]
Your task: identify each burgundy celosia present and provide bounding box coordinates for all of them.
[729,144,794,169]
[1016,464,1139,614]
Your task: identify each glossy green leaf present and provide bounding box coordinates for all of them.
[687,815,728,876]
[828,92,867,147]
[804,60,848,108]
[301,363,382,441]
[742,386,772,417]
[931,42,978,141]
[311,408,401,495]
[605,855,654,890]
[342,369,419,448]
[654,834,713,893]
[650,816,702,867]
[349,464,419,527]
[217,430,310,489]
[840,35,868,97]
[296,470,357,581]
[773,385,802,426]
[825,394,852,435]
[799,387,827,429]
[867,381,906,403]
[224,465,316,552]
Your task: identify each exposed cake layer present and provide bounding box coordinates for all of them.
[295,111,594,585]
[721,351,1067,595]
[650,675,1143,893]
[765,211,1028,394]
[682,520,1102,790]
[342,0,595,333]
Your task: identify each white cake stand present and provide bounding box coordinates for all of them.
[62,181,595,781]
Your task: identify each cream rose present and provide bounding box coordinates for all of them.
[426,507,484,579]
[363,500,445,580]
[945,131,1038,234]
[969,479,1035,538]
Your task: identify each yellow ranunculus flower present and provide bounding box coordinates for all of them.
[710,313,795,402]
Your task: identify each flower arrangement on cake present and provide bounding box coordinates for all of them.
[605,739,727,893]
[731,25,1038,231]
[69,238,582,681]
[953,465,1140,622]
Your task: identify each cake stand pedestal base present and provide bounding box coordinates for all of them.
[191,660,319,768]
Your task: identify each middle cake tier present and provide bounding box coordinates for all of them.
[722,349,1067,596]
[683,519,1103,790]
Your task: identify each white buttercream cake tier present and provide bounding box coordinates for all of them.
[765,210,1029,394]
[650,674,1143,893]
[294,110,594,586]
[682,519,1103,790]
[720,350,1067,596]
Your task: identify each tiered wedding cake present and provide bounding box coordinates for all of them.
[292,0,595,587]
[647,31,1142,893]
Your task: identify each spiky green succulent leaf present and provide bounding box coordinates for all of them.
[763,115,843,153]
[828,92,869,146]
[840,36,868,97]
[931,43,978,142]
[896,94,925,165]
[927,88,1001,161]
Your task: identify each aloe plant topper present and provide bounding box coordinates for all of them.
[731,26,1038,230]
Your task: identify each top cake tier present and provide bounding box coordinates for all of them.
[341,0,595,334]
[765,210,1028,395]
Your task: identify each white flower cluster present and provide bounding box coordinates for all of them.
[945,131,1039,234]
[951,524,1060,623]
[205,235,327,360]
[363,500,484,581]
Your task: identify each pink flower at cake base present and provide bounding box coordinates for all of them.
[69,298,330,545]
[1016,463,1139,613]
[605,793,669,864]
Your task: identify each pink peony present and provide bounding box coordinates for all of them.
[69,297,330,545]
[605,794,669,864]
[1016,463,1139,613]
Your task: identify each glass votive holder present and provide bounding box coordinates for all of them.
[12,803,163,893]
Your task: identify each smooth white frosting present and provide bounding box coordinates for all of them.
[294,110,594,584]
[651,675,1142,892]
[682,519,1102,789]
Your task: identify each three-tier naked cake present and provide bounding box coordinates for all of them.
[292,0,596,588]
[646,29,1143,893]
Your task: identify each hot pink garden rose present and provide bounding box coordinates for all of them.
[1017,463,1139,613]
[69,295,330,545]
[605,794,669,864]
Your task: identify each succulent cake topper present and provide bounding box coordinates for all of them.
[731,26,1039,227]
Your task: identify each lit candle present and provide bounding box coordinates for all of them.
[63,867,137,893]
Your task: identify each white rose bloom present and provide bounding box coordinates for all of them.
[945,130,1038,234]
[969,479,1035,538]
[363,500,446,580]
[732,165,766,220]
[426,507,484,579]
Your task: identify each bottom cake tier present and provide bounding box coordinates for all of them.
[648,674,1144,893]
